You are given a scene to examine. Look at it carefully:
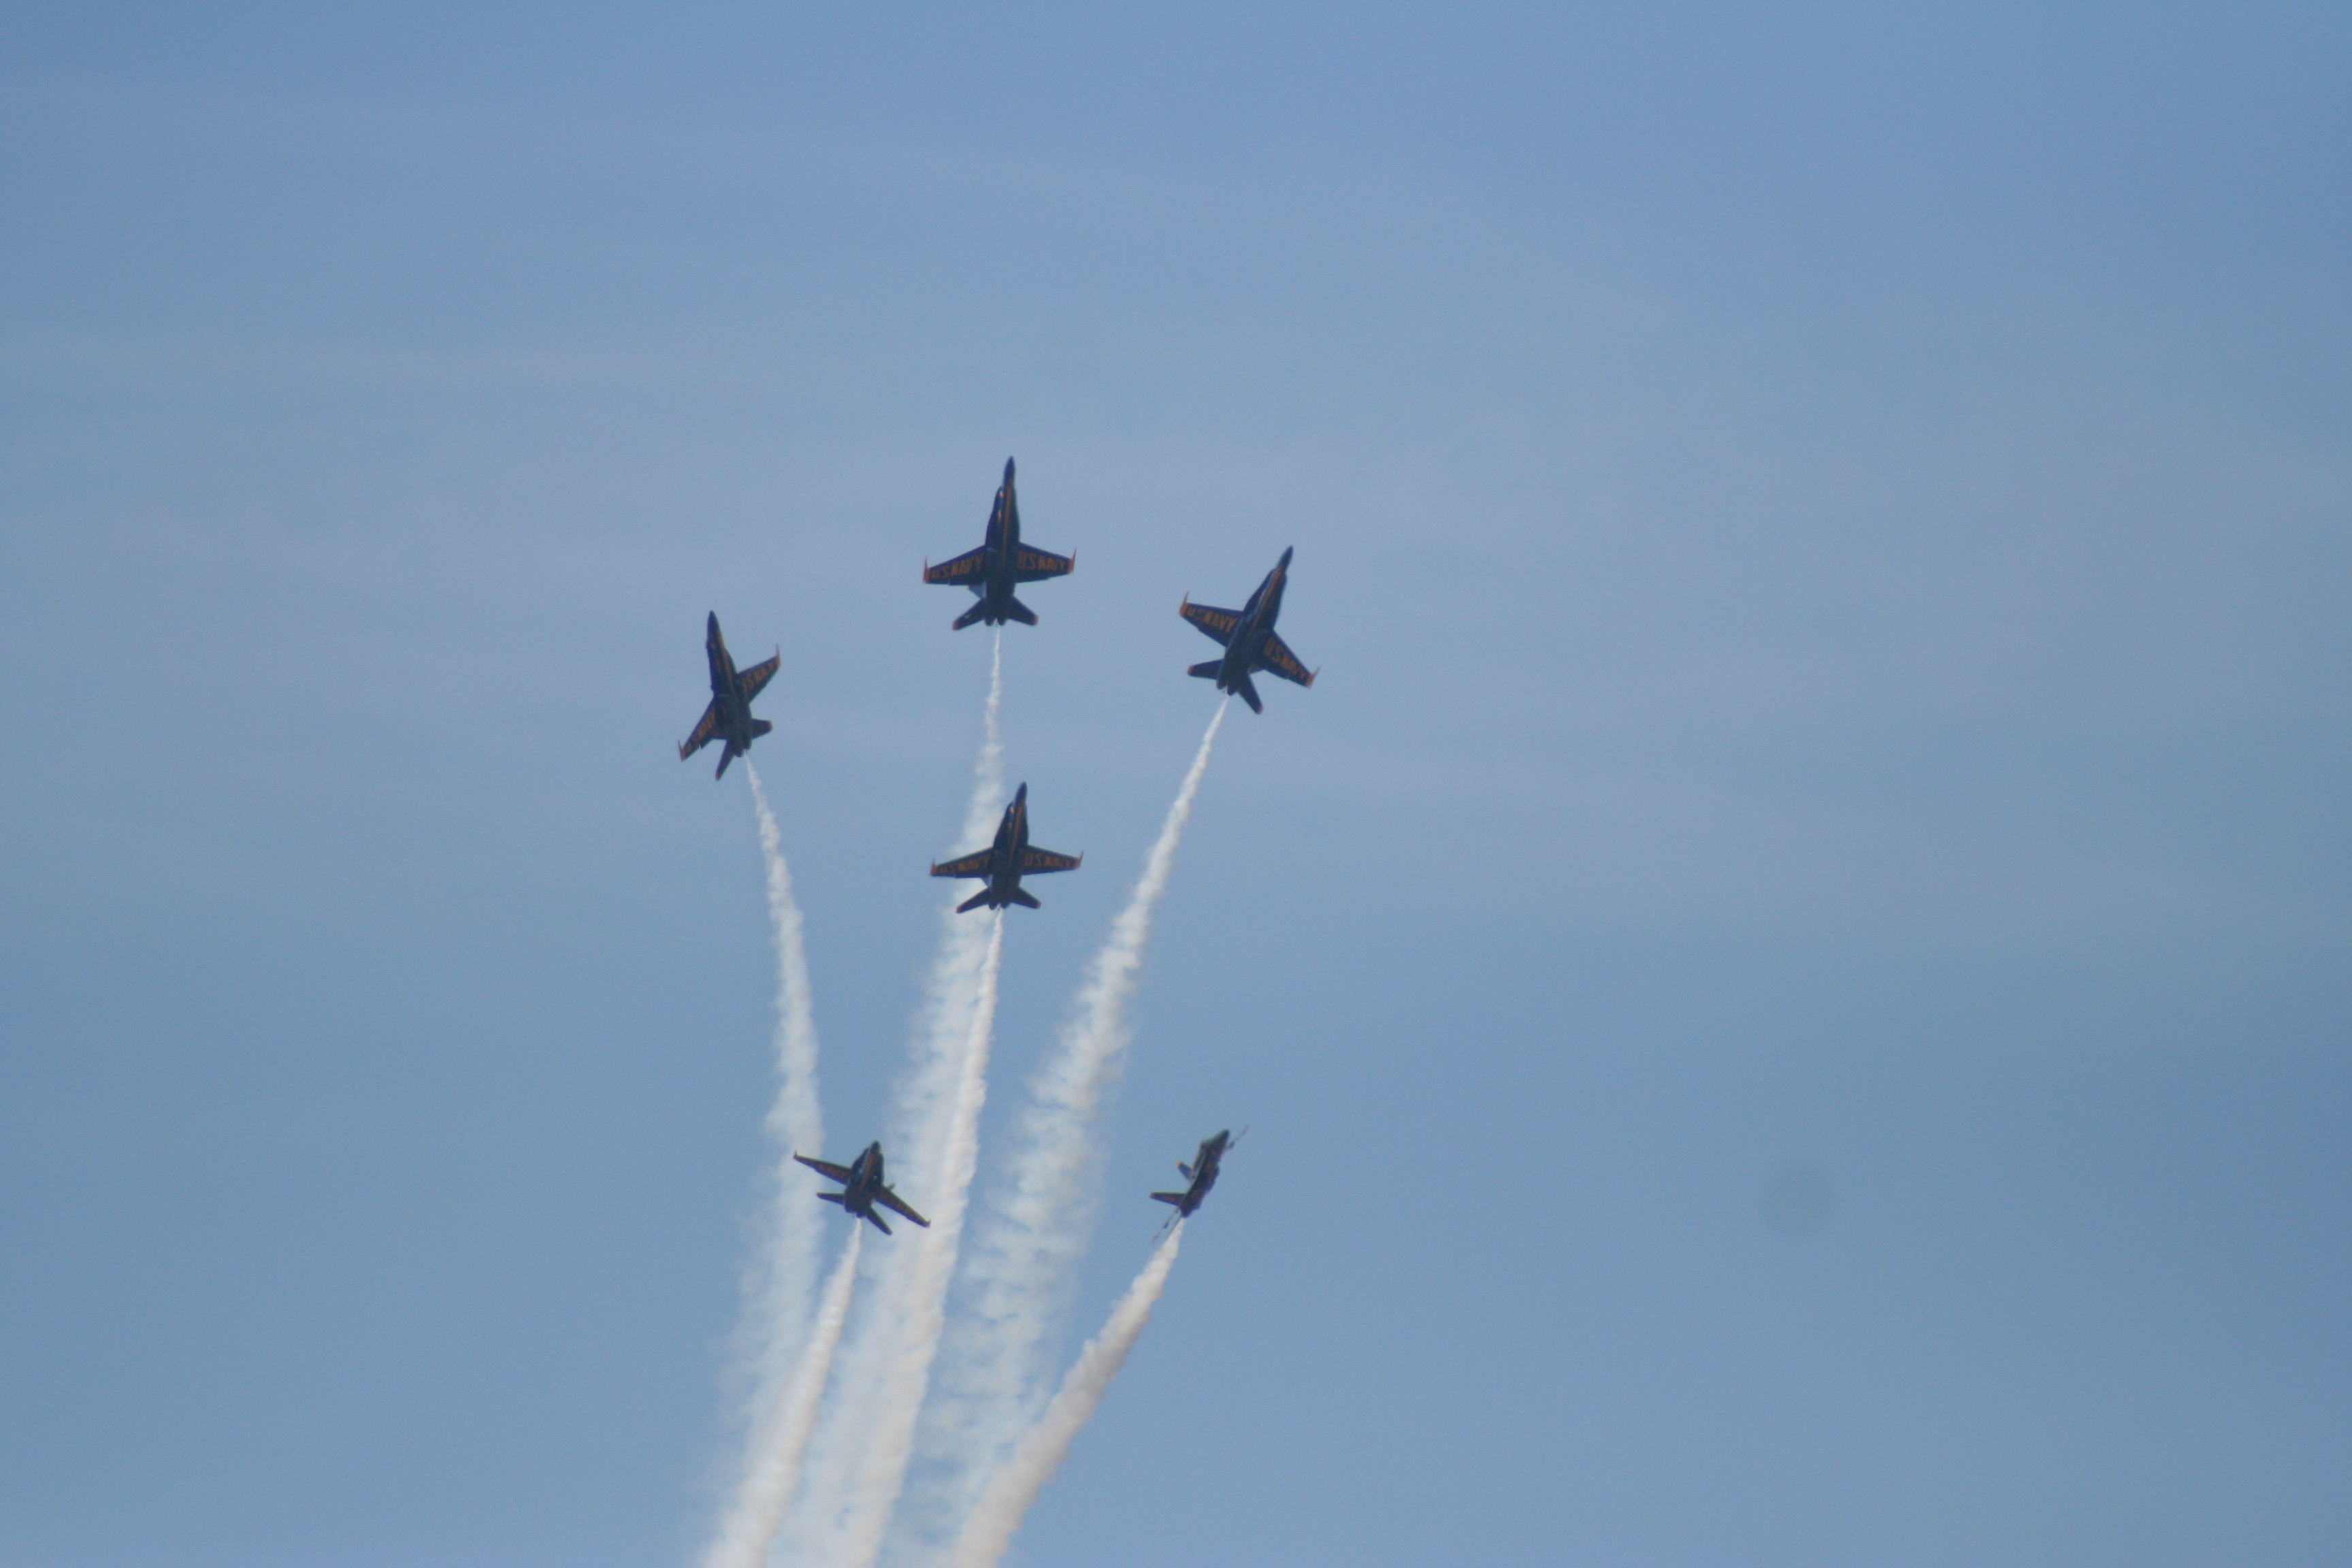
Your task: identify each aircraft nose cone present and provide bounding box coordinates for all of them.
[1004,457,1016,480]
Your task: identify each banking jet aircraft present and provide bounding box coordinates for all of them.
[930,783,1082,913]
[1179,547,1316,713]
[795,1141,929,1235]
[923,457,1075,630]
[1152,1128,1239,1220]
[679,612,779,779]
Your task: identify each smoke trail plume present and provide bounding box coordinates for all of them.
[911,702,1227,1531]
[780,637,1007,1565]
[703,763,827,1568]
[715,1218,861,1562]
[828,911,1005,1567]
[942,1224,1188,1568]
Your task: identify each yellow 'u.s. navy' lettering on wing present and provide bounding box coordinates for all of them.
[930,850,994,879]
[738,654,780,702]
[924,546,989,585]
[1181,600,1242,646]
[681,700,723,757]
[1256,630,1316,687]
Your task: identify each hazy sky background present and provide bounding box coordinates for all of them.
[3,7,2346,1566]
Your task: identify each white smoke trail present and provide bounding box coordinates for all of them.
[828,911,1005,1567]
[702,762,827,1568]
[941,1223,1188,1568]
[909,701,1227,1533]
[780,636,1007,1566]
[717,1218,862,1558]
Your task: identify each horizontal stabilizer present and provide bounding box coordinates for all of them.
[1008,887,1041,909]
[1150,1192,1186,1206]
[952,599,992,631]
[749,719,773,738]
[1233,672,1263,713]
[815,1192,843,1206]
[1001,594,1037,625]
[1187,660,1223,681]
[864,1211,893,1235]
[956,887,996,914]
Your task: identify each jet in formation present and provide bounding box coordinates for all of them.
[1152,1128,1238,1220]
[1179,547,1316,713]
[795,1141,930,1235]
[679,612,779,780]
[923,457,1076,630]
[930,782,1082,912]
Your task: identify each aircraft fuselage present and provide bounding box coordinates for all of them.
[1211,550,1290,695]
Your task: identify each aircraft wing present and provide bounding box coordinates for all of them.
[738,653,780,702]
[875,1187,930,1228]
[1256,630,1317,688]
[794,1154,855,1183]
[930,850,994,879]
[1011,545,1074,583]
[1019,845,1082,875]
[1180,600,1241,647]
[924,546,990,585]
[680,698,723,758]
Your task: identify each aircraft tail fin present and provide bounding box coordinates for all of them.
[1007,887,1041,909]
[1186,660,1222,681]
[1001,594,1038,625]
[956,887,996,914]
[1150,1192,1186,1207]
[1177,1162,1193,1179]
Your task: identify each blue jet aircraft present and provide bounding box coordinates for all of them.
[795,1141,929,1235]
[1179,548,1316,713]
[1152,1128,1239,1220]
[679,612,779,779]
[930,783,1082,912]
[923,457,1075,629]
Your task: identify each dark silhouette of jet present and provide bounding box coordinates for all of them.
[923,457,1075,629]
[930,782,1081,913]
[679,612,779,779]
[1152,1128,1239,1220]
[1179,547,1316,713]
[794,1141,929,1235]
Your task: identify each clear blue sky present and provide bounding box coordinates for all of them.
[3,7,2345,1566]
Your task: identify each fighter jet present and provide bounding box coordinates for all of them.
[1179,547,1317,713]
[922,457,1075,630]
[794,1141,929,1235]
[1151,1128,1239,1220]
[930,782,1082,913]
[679,612,779,780]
